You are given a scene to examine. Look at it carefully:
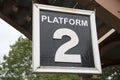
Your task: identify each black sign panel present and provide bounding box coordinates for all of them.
[40,10,94,67]
[33,4,101,74]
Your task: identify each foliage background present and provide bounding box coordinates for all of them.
[0,37,120,80]
[0,37,80,80]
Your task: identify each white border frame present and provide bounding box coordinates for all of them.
[33,3,102,74]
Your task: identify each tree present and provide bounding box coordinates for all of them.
[0,37,80,80]
[100,66,120,80]
[1,37,120,80]
[0,37,35,80]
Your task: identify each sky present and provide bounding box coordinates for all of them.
[0,18,26,62]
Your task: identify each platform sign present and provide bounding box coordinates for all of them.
[33,4,102,74]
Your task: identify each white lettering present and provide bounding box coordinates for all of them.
[64,18,68,24]
[48,16,53,23]
[81,20,88,26]
[69,19,75,25]
[41,15,88,27]
[76,19,81,26]
[58,17,63,24]
[53,17,59,24]
[41,15,47,22]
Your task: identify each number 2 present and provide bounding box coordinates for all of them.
[53,28,81,63]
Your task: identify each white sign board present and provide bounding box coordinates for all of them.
[32,3,102,74]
